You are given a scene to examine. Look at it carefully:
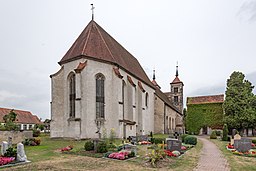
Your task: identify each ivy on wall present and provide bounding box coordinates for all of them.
[186,103,224,134]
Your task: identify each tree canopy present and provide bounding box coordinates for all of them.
[223,71,256,131]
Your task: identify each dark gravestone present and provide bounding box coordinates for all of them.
[234,138,252,152]
[137,135,148,142]
[166,138,181,152]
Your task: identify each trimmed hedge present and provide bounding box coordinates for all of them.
[84,141,94,151]
[151,138,165,144]
[184,135,197,145]
[181,134,189,143]
[96,141,108,153]
[252,139,256,144]
[210,130,217,139]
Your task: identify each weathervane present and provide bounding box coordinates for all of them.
[91,4,95,20]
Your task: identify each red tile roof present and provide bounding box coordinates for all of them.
[59,20,154,89]
[127,75,136,87]
[171,76,183,84]
[187,94,224,105]
[113,67,123,79]
[138,81,146,92]
[0,107,42,124]
[74,61,87,73]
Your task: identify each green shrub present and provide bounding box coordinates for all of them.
[252,139,256,144]
[181,134,189,143]
[222,124,228,141]
[106,143,116,151]
[84,141,94,151]
[210,130,217,139]
[184,135,197,145]
[128,151,135,157]
[215,130,222,136]
[33,129,40,137]
[152,138,165,144]
[96,141,108,153]
[4,147,17,157]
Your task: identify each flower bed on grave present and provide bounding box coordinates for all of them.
[0,157,15,166]
[104,150,135,160]
[226,143,256,157]
[104,143,136,160]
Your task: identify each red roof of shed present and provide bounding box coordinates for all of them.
[0,107,42,124]
[187,94,224,105]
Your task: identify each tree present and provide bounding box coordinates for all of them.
[223,71,256,132]
[3,109,19,131]
[222,124,228,141]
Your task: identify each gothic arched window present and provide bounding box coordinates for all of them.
[96,73,105,119]
[69,72,76,118]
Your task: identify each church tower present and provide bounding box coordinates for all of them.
[168,64,184,113]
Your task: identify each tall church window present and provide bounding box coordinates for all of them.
[69,72,76,118]
[174,96,178,104]
[96,74,105,119]
[145,93,149,107]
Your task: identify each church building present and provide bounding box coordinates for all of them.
[50,14,183,139]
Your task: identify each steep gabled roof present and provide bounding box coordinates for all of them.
[187,94,224,105]
[59,20,154,88]
[0,107,42,124]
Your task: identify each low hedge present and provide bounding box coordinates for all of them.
[151,138,165,144]
[181,134,189,142]
[184,135,197,145]
[84,141,94,151]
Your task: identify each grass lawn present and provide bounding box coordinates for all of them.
[4,134,202,170]
[210,138,256,171]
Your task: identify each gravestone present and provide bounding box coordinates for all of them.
[234,138,252,153]
[166,138,181,152]
[234,134,241,140]
[1,141,8,156]
[248,129,253,137]
[16,143,27,162]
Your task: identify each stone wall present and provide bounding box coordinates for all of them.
[0,131,33,144]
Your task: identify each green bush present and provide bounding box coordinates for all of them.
[84,141,94,151]
[184,135,197,145]
[4,147,17,157]
[152,138,165,144]
[222,124,229,141]
[181,134,189,142]
[252,139,256,144]
[215,130,222,136]
[33,129,41,137]
[96,141,108,153]
[210,130,217,139]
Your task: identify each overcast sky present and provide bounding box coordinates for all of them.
[0,0,256,120]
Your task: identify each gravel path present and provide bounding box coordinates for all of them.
[193,136,230,171]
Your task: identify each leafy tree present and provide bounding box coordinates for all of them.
[223,71,256,132]
[3,110,19,131]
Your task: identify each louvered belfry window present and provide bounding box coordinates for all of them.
[96,74,105,119]
[69,73,76,118]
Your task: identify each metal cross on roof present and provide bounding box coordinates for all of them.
[91,4,95,20]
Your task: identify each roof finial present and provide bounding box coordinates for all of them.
[91,4,95,20]
[176,61,179,77]
[153,69,156,80]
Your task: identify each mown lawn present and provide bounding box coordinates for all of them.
[210,138,256,171]
[4,134,202,170]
